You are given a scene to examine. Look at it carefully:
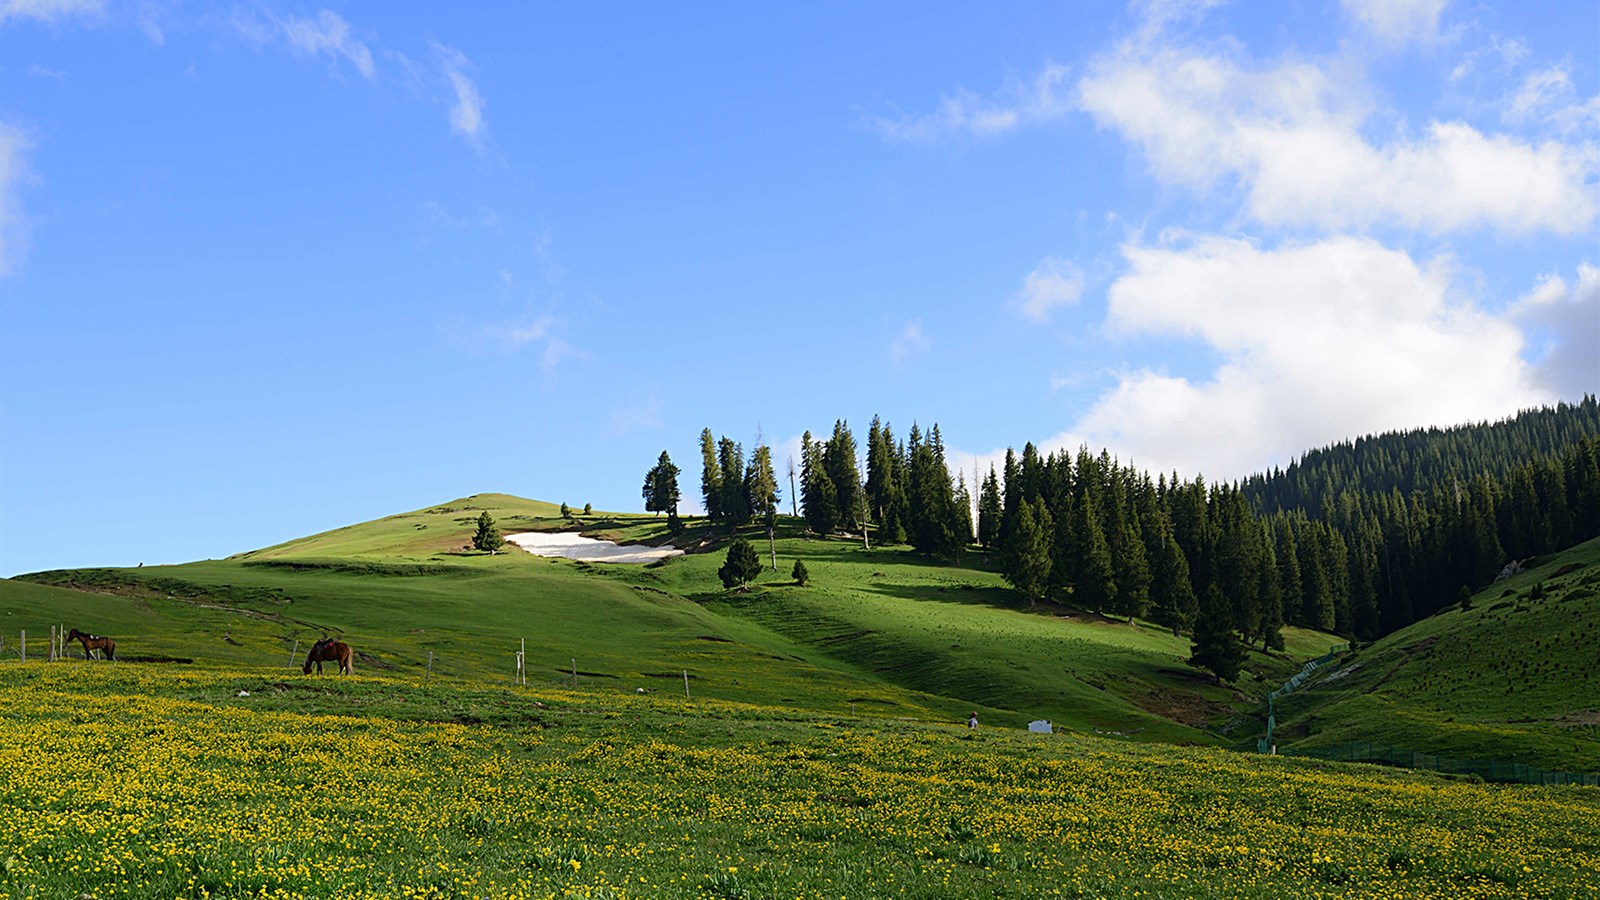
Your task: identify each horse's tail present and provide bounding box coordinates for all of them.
[343,644,353,675]
[104,639,115,661]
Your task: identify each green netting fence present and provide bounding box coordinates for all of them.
[1257,643,1349,754]
[1284,742,1599,786]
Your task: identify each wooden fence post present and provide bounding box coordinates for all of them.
[287,640,299,668]
[683,669,690,700]
[426,651,434,683]
[19,630,24,663]
[571,658,577,687]
[49,626,55,662]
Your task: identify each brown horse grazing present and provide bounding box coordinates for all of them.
[302,638,352,675]
[66,628,115,661]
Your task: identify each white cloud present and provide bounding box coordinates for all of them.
[0,0,101,25]
[1340,0,1448,46]
[1513,264,1600,399]
[283,9,375,81]
[434,42,486,147]
[889,321,932,363]
[872,64,1071,142]
[1016,256,1083,321]
[1506,65,1600,135]
[1077,45,1598,235]
[0,125,31,277]
[1035,235,1551,480]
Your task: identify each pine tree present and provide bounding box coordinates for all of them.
[1188,585,1247,684]
[745,444,779,521]
[472,511,503,553]
[1002,498,1053,607]
[823,420,861,532]
[800,432,837,535]
[700,428,722,523]
[1076,491,1117,615]
[978,465,1003,550]
[642,451,681,517]
[718,538,762,588]
[792,559,809,586]
[718,437,749,526]
[747,443,780,568]
[952,472,975,548]
[1147,510,1197,635]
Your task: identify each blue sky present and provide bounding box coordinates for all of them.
[2,0,1596,575]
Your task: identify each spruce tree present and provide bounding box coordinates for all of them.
[717,437,749,526]
[823,420,861,533]
[800,433,837,535]
[472,511,503,553]
[1148,511,1197,635]
[1076,491,1117,615]
[642,450,681,517]
[1189,585,1247,684]
[978,465,1003,550]
[1002,498,1053,607]
[718,538,762,588]
[700,429,722,522]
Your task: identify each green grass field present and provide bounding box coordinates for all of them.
[2,493,1596,897]
[2,493,1338,743]
[1269,537,1600,773]
[0,664,1594,899]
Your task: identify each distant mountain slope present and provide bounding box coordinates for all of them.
[1242,396,1599,515]
[1267,535,1600,773]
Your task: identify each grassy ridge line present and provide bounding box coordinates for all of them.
[1271,536,1600,772]
[1,665,1596,900]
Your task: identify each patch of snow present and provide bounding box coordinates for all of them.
[505,531,684,564]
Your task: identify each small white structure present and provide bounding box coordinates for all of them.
[1028,719,1053,734]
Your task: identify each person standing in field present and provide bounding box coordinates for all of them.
[967,712,978,729]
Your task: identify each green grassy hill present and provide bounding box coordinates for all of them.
[2,493,1337,744]
[1268,536,1600,773]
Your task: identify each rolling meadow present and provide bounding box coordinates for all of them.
[1,494,1596,898]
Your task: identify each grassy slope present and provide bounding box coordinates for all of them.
[2,665,1595,900]
[4,493,1338,742]
[1271,536,1600,773]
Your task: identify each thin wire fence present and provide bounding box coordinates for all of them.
[1257,643,1349,753]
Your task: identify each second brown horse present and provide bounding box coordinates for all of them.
[302,638,352,675]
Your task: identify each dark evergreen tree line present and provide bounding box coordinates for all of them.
[1242,395,1598,517]
[981,430,1599,653]
[680,401,1600,679]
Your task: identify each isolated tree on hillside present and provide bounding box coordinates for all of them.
[792,559,809,586]
[472,511,504,553]
[1189,585,1247,685]
[642,450,681,517]
[718,538,762,588]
